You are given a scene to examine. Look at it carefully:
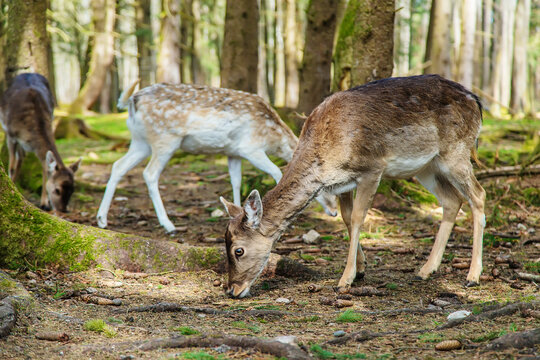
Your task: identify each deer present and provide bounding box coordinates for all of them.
[0,73,81,212]
[96,82,337,233]
[220,74,486,298]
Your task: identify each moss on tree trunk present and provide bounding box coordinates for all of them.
[0,164,226,272]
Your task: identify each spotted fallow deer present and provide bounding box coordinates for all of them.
[220,75,486,298]
[96,82,337,233]
[0,73,81,212]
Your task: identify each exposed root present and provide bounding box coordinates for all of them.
[486,328,540,350]
[0,298,16,338]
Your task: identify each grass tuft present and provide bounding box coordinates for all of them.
[336,309,363,323]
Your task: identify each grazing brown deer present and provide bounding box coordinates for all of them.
[0,73,80,212]
[220,75,486,298]
[96,82,337,233]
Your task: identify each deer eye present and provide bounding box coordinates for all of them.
[54,189,61,195]
[234,248,244,257]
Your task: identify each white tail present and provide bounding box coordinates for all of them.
[220,75,486,298]
[96,83,336,233]
[0,73,81,212]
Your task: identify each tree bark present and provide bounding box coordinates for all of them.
[274,0,286,107]
[136,0,154,88]
[283,0,299,108]
[424,0,452,78]
[457,0,476,89]
[393,0,411,76]
[68,0,116,114]
[3,0,51,87]
[297,0,338,118]
[510,0,530,116]
[0,162,226,273]
[179,0,193,83]
[482,0,492,91]
[156,0,181,83]
[220,0,259,93]
[333,0,395,91]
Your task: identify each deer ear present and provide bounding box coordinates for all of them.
[220,196,243,218]
[46,151,57,175]
[244,190,263,228]
[70,157,82,173]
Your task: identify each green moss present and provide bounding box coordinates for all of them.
[83,319,117,337]
[336,309,363,323]
[0,278,16,289]
[185,247,222,270]
[174,326,200,335]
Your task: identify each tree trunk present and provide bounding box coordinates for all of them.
[156,0,181,83]
[257,0,270,102]
[274,0,286,107]
[180,0,193,83]
[510,0,530,116]
[3,0,50,87]
[297,0,338,118]
[393,0,411,76]
[333,0,395,91]
[0,162,226,273]
[458,0,477,89]
[283,0,299,108]
[424,0,452,78]
[136,0,154,88]
[220,0,259,93]
[482,0,493,91]
[68,0,116,114]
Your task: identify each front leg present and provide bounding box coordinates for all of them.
[338,176,381,290]
[40,164,51,210]
[227,157,242,206]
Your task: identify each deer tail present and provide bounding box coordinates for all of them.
[117,79,140,111]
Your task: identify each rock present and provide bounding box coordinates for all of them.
[517,223,527,231]
[120,356,135,360]
[333,330,346,337]
[495,255,511,264]
[431,299,452,307]
[302,230,320,244]
[213,279,221,287]
[137,220,148,226]
[214,344,232,353]
[114,196,128,202]
[275,297,291,304]
[211,209,225,218]
[447,310,471,321]
[158,277,170,285]
[491,268,500,278]
[274,335,297,345]
[427,304,442,310]
[100,280,124,288]
[86,287,97,294]
[315,258,329,266]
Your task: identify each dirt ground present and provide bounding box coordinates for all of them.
[1,152,539,360]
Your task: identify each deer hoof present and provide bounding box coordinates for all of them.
[40,204,51,211]
[465,281,479,288]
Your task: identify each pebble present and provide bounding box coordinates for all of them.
[86,287,97,293]
[137,220,148,226]
[44,280,55,287]
[214,344,231,353]
[101,280,124,288]
[114,196,128,202]
[427,304,442,310]
[211,209,225,218]
[274,335,297,345]
[197,313,206,318]
[213,279,222,287]
[333,330,346,337]
[447,310,471,321]
[275,297,291,304]
[120,356,135,360]
[302,229,320,244]
[28,279,37,285]
[517,223,527,231]
[432,299,452,307]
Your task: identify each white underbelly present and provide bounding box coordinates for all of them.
[383,152,437,178]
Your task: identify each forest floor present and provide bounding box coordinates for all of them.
[1,114,539,359]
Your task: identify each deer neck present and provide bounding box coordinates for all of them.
[260,158,322,240]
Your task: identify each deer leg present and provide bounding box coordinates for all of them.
[416,170,462,280]
[143,143,177,233]
[40,162,51,210]
[6,137,18,180]
[97,139,150,228]
[339,191,366,279]
[242,151,283,184]
[338,177,380,289]
[228,156,242,206]
[9,142,25,182]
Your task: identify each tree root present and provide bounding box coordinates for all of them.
[486,328,540,350]
[79,334,310,359]
[475,164,540,180]
[0,271,33,338]
[0,298,16,338]
[112,302,295,317]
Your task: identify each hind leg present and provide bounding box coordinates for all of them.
[339,191,366,279]
[416,169,462,279]
[97,138,150,228]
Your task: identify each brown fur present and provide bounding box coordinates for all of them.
[0,73,79,211]
[222,75,486,297]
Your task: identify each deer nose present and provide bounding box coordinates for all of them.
[226,283,250,298]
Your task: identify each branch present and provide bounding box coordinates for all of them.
[475,164,540,180]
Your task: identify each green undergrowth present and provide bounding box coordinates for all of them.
[377,179,437,206]
[336,309,363,323]
[174,326,200,335]
[310,344,367,359]
[179,351,222,360]
[83,319,117,338]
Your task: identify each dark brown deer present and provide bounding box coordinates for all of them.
[220,75,486,298]
[0,73,80,212]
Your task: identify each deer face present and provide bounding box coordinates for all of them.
[46,151,80,212]
[220,191,273,298]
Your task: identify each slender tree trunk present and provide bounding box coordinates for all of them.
[263,0,275,103]
[333,0,395,91]
[156,0,181,83]
[257,0,269,101]
[69,0,116,113]
[297,0,338,117]
[458,0,477,89]
[283,0,298,108]
[220,0,259,92]
[510,0,530,116]
[424,0,452,78]
[3,0,51,87]
[180,0,193,83]
[393,0,411,76]
[136,0,154,88]
[482,0,493,91]
[0,0,8,92]
[274,0,286,107]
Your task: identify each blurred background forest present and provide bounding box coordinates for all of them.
[0,0,538,123]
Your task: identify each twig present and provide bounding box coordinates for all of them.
[516,272,540,282]
[487,328,540,350]
[475,164,540,180]
[78,334,310,359]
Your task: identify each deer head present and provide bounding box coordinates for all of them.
[220,190,274,298]
[45,151,81,212]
